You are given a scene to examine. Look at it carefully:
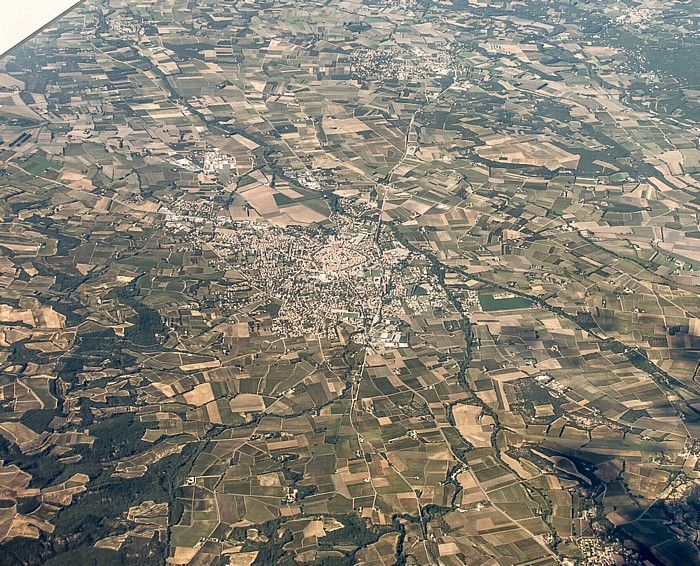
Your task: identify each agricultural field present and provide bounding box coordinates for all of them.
[0,0,698,565]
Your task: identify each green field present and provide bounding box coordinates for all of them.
[27,157,61,175]
[479,294,532,312]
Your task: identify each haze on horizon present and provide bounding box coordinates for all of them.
[0,1,82,58]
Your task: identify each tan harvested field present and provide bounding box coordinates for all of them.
[229,393,266,412]
[183,383,215,406]
[0,422,38,446]
[0,305,34,326]
[476,137,580,170]
[452,404,493,448]
[180,360,220,372]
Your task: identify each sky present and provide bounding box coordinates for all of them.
[0,1,82,58]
